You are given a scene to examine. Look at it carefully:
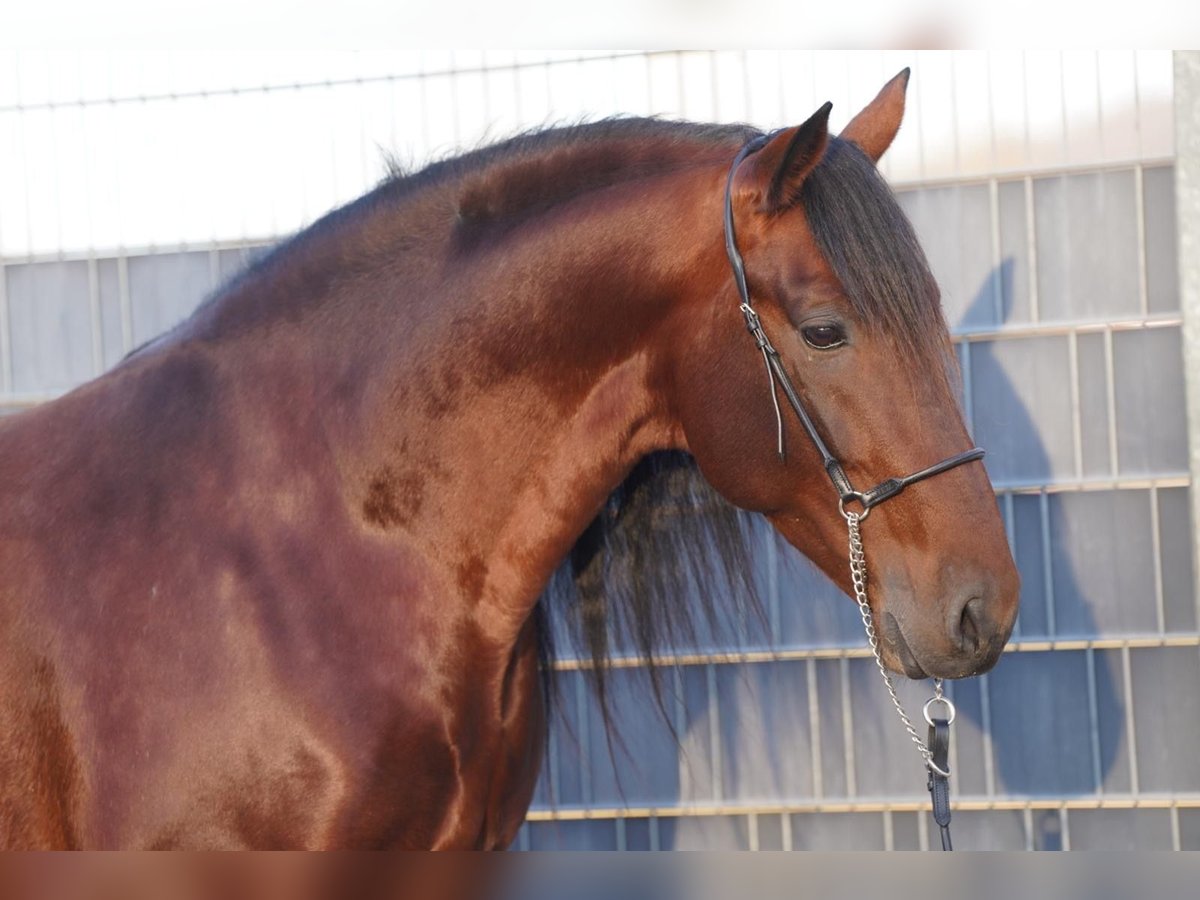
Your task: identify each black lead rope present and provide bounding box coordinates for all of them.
[926,714,953,850]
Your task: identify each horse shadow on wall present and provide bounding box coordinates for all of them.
[522,259,1126,852]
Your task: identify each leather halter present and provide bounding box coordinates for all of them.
[723,134,985,517]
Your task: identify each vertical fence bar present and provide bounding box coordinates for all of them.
[86,255,102,376]
[672,666,688,810]
[1068,330,1084,478]
[1175,51,1200,604]
[959,340,975,432]
[988,177,1004,324]
[806,657,823,801]
[1039,491,1058,637]
[574,673,592,807]
[706,663,722,803]
[0,253,10,398]
[1,65,18,398]
[766,530,780,642]
[839,657,857,799]
[1150,486,1167,633]
[207,246,220,298]
[0,65,10,400]
[980,673,997,797]
[1135,164,1150,317]
[1025,175,1040,323]
[1103,328,1121,475]
[916,806,929,851]
[547,675,561,807]
[117,252,133,354]
[1003,491,1021,640]
[1085,648,1103,794]
[1121,645,1140,795]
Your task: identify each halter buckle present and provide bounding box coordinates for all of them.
[739,303,772,351]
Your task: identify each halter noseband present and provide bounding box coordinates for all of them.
[723,134,985,518]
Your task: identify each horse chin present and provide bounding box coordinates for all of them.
[879,612,929,679]
[879,611,1008,680]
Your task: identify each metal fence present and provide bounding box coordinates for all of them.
[1,50,1194,850]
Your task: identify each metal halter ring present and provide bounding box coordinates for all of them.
[926,757,952,779]
[923,695,957,727]
[838,493,871,522]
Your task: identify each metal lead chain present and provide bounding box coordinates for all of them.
[844,510,950,776]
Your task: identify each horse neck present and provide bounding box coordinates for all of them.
[194,159,727,642]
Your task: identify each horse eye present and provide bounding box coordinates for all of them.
[801,323,846,350]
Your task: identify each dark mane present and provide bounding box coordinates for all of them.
[538,451,764,742]
[441,118,756,234]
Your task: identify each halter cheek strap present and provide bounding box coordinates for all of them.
[722,136,984,518]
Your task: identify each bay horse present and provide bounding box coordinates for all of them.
[0,70,1018,849]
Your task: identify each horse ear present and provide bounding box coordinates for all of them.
[840,68,910,162]
[738,101,832,214]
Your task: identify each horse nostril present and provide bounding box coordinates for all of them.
[958,596,983,653]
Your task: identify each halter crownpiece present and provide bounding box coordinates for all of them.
[722,135,984,519]
[724,133,983,851]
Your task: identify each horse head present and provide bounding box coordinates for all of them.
[669,71,1019,679]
